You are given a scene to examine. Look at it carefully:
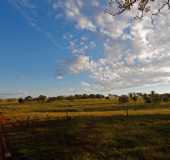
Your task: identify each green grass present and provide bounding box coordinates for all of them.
[1,98,170,120]
[1,99,170,160]
[6,115,170,160]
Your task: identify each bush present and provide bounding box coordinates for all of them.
[18,98,24,103]
[119,95,129,104]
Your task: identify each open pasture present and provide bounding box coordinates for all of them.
[0,99,170,160]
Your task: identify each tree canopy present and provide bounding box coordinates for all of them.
[106,0,170,19]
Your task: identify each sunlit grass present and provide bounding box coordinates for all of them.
[0,98,170,122]
[1,99,170,160]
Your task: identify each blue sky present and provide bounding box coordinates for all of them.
[1,0,170,98]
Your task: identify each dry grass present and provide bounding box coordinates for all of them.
[1,108,170,124]
[1,99,170,160]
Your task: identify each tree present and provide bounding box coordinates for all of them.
[89,94,96,98]
[47,97,57,103]
[18,98,24,103]
[129,93,133,100]
[150,92,161,104]
[106,0,170,19]
[119,95,129,116]
[37,95,47,102]
[67,95,74,100]
[143,94,151,104]
[132,95,138,105]
[119,95,129,104]
[129,93,138,105]
[24,96,32,102]
[148,91,161,104]
[161,94,170,102]
[151,91,155,96]
[56,96,65,100]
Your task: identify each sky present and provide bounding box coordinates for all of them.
[1,0,170,98]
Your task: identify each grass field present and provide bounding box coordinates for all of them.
[1,99,170,160]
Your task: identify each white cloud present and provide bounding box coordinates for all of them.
[57,75,63,80]
[81,81,90,87]
[75,16,96,31]
[67,35,96,55]
[70,55,96,73]
[96,12,129,38]
[65,0,81,17]
[91,0,100,7]
[64,0,96,32]
[70,9,170,91]
[10,0,170,93]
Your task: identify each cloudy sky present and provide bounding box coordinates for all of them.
[1,0,170,97]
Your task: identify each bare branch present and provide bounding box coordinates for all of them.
[106,0,170,20]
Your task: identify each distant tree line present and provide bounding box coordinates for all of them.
[17,91,170,104]
[119,91,170,105]
[118,91,170,117]
[18,94,105,103]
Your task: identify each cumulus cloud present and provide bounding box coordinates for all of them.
[91,0,100,7]
[57,75,63,80]
[81,81,90,87]
[70,55,95,73]
[9,0,170,92]
[67,35,96,55]
[70,4,170,91]
[96,12,129,38]
[64,0,96,32]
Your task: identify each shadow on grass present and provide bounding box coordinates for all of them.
[6,114,170,160]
